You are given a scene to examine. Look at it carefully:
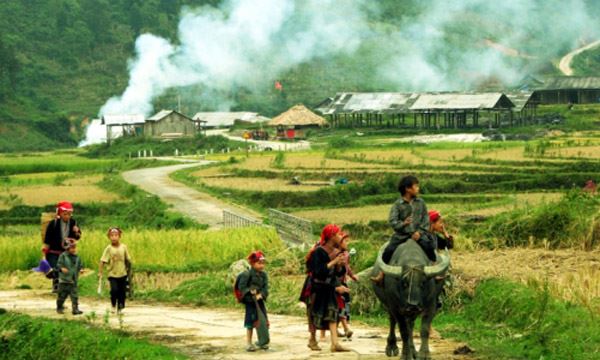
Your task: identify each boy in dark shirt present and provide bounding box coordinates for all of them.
[238,251,269,352]
[372,175,433,284]
[56,242,83,315]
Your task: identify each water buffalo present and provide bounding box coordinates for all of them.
[372,239,450,360]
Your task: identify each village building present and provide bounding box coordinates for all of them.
[505,91,537,126]
[101,114,145,143]
[530,76,600,104]
[317,92,516,129]
[409,92,515,129]
[268,104,327,139]
[191,112,269,129]
[315,92,419,128]
[143,110,200,139]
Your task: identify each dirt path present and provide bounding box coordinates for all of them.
[558,40,600,76]
[122,162,260,229]
[0,290,474,360]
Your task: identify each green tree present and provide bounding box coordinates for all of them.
[0,36,19,101]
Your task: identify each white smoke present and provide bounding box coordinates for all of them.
[82,0,600,145]
[377,0,600,90]
[99,0,368,117]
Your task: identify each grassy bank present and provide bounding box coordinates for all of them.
[0,173,201,230]
[0,152,177,176]
[436,279,600,359]
[0,312,185,359]
[84,135,244,158]
[0,227,283,273]
[479,190,600,249]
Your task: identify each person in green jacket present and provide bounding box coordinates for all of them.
[372,175,431,284]
[56,241,83,315]
[238,251,269,352]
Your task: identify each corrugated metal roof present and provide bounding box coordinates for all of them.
[505,91,534,112]
[410,93,514,110]
[101,114,145,126]
[192,112,268,127]
[146,109,195,122]
[147,109,175,121]
[535,76,600,90]
[317,92,419,114]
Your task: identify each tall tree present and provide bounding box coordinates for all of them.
[0,36,19,101]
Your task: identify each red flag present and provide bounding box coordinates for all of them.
[274,80,283,91]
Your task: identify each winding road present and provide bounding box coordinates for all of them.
[122,161,260,229]
[558,39,600,76]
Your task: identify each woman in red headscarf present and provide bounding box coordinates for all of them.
[428,210,454,310]
[300,224,350,353]
[428,210,454,251]
[43,201,81,293]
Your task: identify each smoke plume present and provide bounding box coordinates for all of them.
[82,0,600,145]
[99,0,368,117]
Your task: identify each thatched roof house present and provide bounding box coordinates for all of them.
[268,104,327,127]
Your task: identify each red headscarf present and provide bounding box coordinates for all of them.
[305,224,341,270]
[320,224,340,246]
[56,201,73,215]
[429,210,441,223]
[248,250,266,264]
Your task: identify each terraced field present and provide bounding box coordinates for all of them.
[172,134,600,242]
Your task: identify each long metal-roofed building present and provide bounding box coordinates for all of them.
[409,92,515,129]
[316,92,517,129]
[316,92,420,128]
[530,76,600,104]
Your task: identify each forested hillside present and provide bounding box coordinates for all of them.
[1,0,599,151]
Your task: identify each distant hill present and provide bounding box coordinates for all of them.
[572,46,600,75]
[1,0,599,152]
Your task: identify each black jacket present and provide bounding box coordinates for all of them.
[238,268,269,304]
[44,218,81,252]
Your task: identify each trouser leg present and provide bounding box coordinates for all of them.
[117,276,127,309]
[56,283,70,310]
[383,237,406,264]
[109,277,118,307]
[70,284,79,310]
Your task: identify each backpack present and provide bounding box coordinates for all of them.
[233,270,252,303]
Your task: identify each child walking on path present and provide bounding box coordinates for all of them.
[56,241,83,315]
[99,227,132,314]
[337,232,357,340]
[238,251,270,352]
